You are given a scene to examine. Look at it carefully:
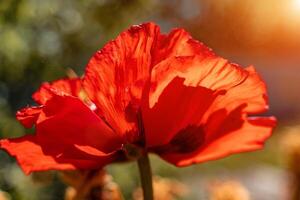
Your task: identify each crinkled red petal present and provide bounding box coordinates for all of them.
[16,106,43,128]
[33,78,81,105]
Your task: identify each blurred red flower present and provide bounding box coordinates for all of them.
[0,22,276,174]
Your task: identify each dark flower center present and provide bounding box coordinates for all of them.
[153,125,206,154]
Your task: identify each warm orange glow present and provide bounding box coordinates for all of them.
[292,0,300,9]
[286,0,300,32]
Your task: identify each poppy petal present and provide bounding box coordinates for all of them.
[149,56,267,115]
[32,78,81,105]
[36,93,124,154]
[0,135,117,174]
[204,65,268,119]
[144,53,274,153]
[151,28,213,66]
[83,23,161,137]
[83,22,213,138]
[158,117,276,167]
[142,77,221,147]
[16,106,43,128]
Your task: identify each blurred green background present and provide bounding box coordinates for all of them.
[1,0,300,199]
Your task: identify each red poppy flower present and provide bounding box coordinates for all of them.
[0,22,276,174]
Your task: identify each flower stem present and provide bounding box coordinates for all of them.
[137,153,153,200]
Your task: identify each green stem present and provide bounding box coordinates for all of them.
[137,153,153,200]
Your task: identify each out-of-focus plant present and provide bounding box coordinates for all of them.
[208,180,250,200]
[280,126,300,200]
[0,190,10,200]
[61,170,122,200]
[133,176,188,200]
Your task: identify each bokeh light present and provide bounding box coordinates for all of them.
[292,0,300,10]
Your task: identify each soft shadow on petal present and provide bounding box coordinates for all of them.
[142,77,221,147]
[159,116,276,167]
[149,56,268,116]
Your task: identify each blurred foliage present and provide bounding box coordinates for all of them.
[0,0,157,114]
